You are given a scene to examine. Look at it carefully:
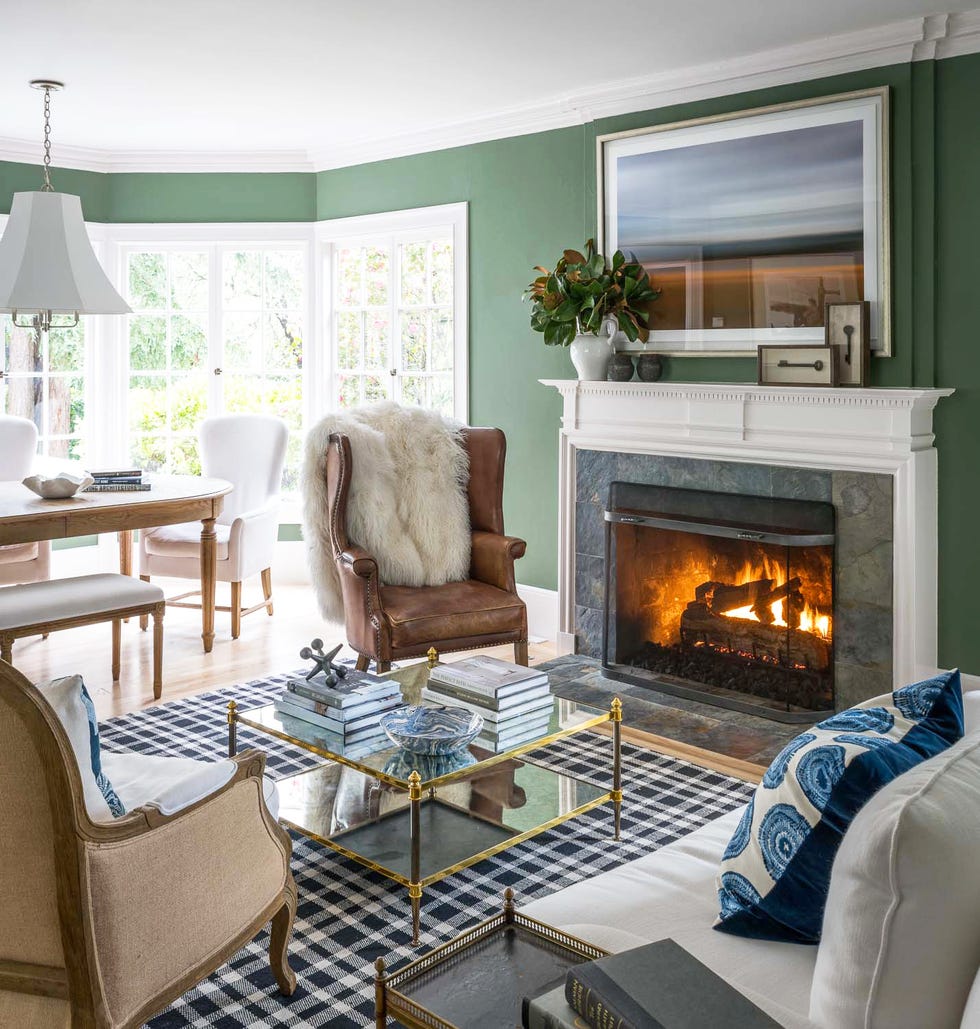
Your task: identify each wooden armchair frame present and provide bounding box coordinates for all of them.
[0,660,297,1029]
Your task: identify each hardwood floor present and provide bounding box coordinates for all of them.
[6,578,556,721]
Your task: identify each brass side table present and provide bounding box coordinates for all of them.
[374,889,607,1028]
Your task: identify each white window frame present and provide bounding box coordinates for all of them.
[315,202,468,422]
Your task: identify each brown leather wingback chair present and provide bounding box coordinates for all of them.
[323,426,528,672]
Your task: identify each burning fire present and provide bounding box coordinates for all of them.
[717,555,832,639]
[721,600,830,638]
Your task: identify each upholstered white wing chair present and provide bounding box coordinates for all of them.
[0,414,51,586]
[139,415,288,639]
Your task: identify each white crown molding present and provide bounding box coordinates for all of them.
[0,10,978,175]
[0,139,315,175]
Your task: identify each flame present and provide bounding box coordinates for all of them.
[715,558,831,639]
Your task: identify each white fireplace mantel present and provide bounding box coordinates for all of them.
[541,379,954,686]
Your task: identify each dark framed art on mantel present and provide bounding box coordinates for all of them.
[598,88,891,358]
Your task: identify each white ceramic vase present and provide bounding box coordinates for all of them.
[569,319,617,381]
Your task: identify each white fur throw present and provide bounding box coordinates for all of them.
[302,401,471,622]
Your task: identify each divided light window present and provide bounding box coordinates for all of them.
[124,245,307,490]
[1,314,87,460]
[323,206,467,421]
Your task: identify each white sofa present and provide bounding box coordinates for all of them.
[525,691,980,1029]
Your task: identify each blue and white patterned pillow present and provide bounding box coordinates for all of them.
[76,678,126,817]
[714,670,964,943]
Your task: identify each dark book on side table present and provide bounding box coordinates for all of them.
[549,939,781,1029]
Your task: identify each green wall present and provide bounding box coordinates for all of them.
[1,53,977,670]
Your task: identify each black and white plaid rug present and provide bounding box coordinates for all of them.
[99,672,754,1028]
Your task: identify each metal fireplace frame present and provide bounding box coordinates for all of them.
[600,482,836,723]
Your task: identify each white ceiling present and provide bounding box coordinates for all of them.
[1,1,977,171]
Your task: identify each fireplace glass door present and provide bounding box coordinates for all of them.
[602,482,835,720]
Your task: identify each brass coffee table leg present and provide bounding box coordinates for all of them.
[611,697,623,841]
[227,700,238,756]
[409,771,422,944]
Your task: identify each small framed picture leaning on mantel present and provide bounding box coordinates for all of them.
[825,300,871,386]
[758,344,840,387]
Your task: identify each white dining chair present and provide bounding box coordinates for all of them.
[138,414,288,639]
[0,415,51,586]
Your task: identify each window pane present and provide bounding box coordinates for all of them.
[170,375,207,435]
[400,241,427,305]
[364,246,389,306]
[337,312,361,370]
[128,253,167,310]
[263,375,304,429]
[129,376,168,433]
[224,313,261,370]
[430,310,453,372]
[170,435,201,476]
[48,323,85,372]
[364,313,389,371]
[265,313,303,372]
[431,375,453,416]
[401,313,428,371]
[431,241,453,304]
[46,376,85,437]
[364,375,388,403]
[170,252,208,310]
[338,374,360,408]
[402,375,425,408]
[171,314,208,371]
[130,316,168,371]
[223,251,263,310]
[336,247,363,307]
[130,434,167,472]
[265,251,304,309]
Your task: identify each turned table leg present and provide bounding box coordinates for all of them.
[200,517,217,653]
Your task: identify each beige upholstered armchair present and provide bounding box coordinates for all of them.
[0,660,297,1028]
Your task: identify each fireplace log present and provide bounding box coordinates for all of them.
[680,602,831,672]
[751,576,803,623]
[704,578,775,614]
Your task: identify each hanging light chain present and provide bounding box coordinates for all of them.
[40,84,54,191]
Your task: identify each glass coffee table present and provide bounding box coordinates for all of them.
[227,654,623,943]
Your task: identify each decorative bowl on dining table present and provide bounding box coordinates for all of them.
[380,704,484,756]
[21,471,95,499]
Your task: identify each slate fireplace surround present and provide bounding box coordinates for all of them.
[578,451,891,714]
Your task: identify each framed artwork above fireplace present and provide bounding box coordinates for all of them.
[597,87,890,356]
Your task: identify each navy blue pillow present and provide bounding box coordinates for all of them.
[715,670,964,943]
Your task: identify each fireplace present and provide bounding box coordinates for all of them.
[602,482,836,722]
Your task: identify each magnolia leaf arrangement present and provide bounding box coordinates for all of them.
[524,239,661,347]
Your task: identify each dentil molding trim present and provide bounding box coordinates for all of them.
[1,10,978,174]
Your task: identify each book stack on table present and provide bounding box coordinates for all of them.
[421,656,553,752]
[82,468,151,493]
[273,670,405,752]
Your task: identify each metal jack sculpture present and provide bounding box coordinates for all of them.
[298,639,349,684]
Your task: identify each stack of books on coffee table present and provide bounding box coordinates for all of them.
[421,656,553,752]
[274,670,404,751]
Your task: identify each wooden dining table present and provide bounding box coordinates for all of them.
[0,474,233,653]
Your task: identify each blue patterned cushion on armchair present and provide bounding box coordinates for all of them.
[714,670,964,943]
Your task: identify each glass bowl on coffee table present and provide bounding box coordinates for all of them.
[226,652,623,944]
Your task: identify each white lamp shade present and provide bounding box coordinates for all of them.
[0,190,130,315]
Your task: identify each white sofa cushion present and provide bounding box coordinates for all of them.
[523,808,818,1026]
[101,751,279,821]
[809,729,980,1029]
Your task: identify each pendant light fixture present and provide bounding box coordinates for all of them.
[0,80,131,335]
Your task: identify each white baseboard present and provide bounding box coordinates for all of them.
[516,584,558,645]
